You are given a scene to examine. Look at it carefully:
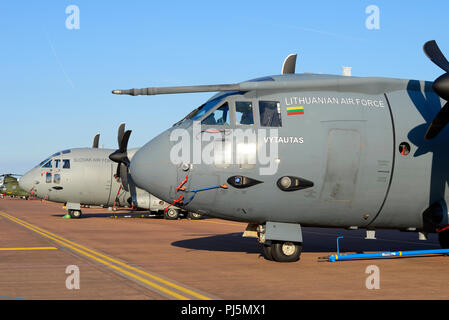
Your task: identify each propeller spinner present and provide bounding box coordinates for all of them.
[423,40,449,139]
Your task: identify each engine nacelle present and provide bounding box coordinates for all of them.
[133,188,171,211]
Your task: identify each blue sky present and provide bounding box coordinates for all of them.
[1,0,448,173]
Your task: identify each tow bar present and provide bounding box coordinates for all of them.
[321,236,449,262]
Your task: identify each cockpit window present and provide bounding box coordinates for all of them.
[55,159,61,168]
[235,101,254,125]
[62,159,70,169]
[42,160,52,168]
[201,103,230,126]
[189,98,222,121]
[37,158,50,168]
[259,101,282,127]
[174,92,244,126]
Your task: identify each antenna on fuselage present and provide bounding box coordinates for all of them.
[281,54,297,74]
[92,133,100,148]
[342,66,352,77]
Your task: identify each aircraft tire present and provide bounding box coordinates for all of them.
[69,210,82,219]
[270,241,301,262]
[438,230,449,248]
[263,244,273,261]
[187,212,203,220]
[164,208,179,220]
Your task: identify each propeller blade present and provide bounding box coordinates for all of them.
[424,40,449,73]
[119,163,129,192]
[119,130,132,153]
[92,133,100,148]
[118,123,125,147]
[425,101,449,139]
[115,162,121,178]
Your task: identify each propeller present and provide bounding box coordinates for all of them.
[109,123,132,192]
[423,40,449,139]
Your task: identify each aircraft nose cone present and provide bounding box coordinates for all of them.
[18,171,33,192]
[130,132,177,202]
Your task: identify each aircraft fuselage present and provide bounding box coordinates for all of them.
[130,74,449,232]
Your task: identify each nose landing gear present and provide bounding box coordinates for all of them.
[254,222,303,262]
[65,202,82,219]
[164,207,180,220]
[68,209,82,219]
[263,241,302,262]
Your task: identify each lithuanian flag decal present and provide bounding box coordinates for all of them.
[286,106,304,115]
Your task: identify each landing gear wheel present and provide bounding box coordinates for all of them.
[69,210,82,219]
[263,244,273,261]
[270,241,302,262]
[164,208,179,220]
[439,229,449,248]
[187,212,203,220]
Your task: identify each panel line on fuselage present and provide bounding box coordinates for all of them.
[366,93,397,227]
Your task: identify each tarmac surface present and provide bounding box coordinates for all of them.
[0,198,449,300]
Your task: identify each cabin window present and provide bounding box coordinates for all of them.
[259,101,282,127]
[53,174,61,184]
[63,159,70,169]
[235,101,254,125]
[42,160,52,168]
[46,173,52,183]
[201,103,230,126]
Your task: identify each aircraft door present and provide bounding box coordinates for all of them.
[320,128,362,203]
[174,99,236,205]
[318,98,394,227]
[232,98,258,172]
[83,162,114,205]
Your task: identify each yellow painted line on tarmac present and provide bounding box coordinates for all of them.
[0,247,57,251]
[0,211,212,300]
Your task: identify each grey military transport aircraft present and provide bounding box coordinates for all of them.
[110,40,449,262]
[19,124,202,220]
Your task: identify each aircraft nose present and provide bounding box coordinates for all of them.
[19,171,34,192]
[130,132,178,202]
